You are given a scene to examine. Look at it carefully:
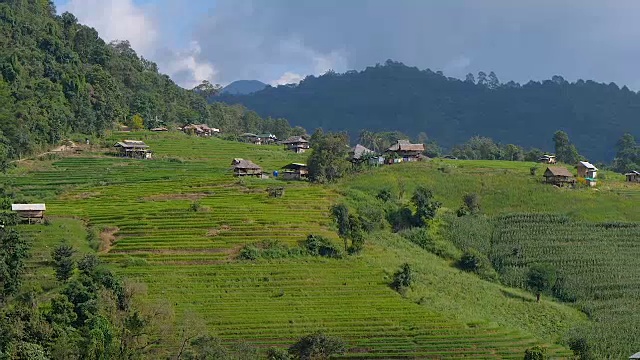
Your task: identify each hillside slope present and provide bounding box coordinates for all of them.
[0,1,293,167]
[222,80,267,95]
[216,60,640,161]
[1,133,600,358]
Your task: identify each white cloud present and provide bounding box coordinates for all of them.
[271,72,304,86]
[444,55,472,76]
[59,0,217,88]
[161,41,217,89]
[60,0,157,57]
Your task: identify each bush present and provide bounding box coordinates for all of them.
[0,211,20,226]
[302,235,342,258]
[288,331,346,360]
[391,263,414,293]
[385,205,414,232]
[238,241,307,260]
[266,347,292,360]
[457,248,498,282]
[524,345,546,360]
[400,227,459,259]
[568,335,594,360]
[189,201,202,212]
[376,188,393,202]
[52,243,75,282]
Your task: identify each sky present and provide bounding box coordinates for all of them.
[53,0,640,89]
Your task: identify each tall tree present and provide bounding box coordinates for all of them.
[307,131,349,183]
[612,133,639,172]
[553,131,580,164]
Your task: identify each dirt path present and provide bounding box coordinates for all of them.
[10,142,78,163]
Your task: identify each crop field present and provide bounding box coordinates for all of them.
[6,132,629,358]
[341,159,640,222]
[491,214,640,358]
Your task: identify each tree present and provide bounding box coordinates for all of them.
[487,71,500,89]
[307,131,349,183]
[553,131,580,164]
[192,80,222,98]
[527,264,557,302]
[411,186,441,227]
[288,331,346,360]
[612,133,639,173]
[391,263,414,292]
[267,347,292,360]
[0,229,29,301]
[477,71,487,86]
[52,243,75,282]
[331,204,350,252]
[129,114,144,130]
[464,73,475,84]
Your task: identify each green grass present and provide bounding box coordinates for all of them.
[6,132,638,358]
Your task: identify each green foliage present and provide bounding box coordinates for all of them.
[524,345,547,360]
[238,240,305,260]
[457,192,481,216]
[568,335,594,360]
[612,133,639,172]
[411,186,441,227]
[267,347,292,360]
[391,263,414,292]
[527,264,557,302]
[330,204,365,253]
[376,188,393,202]
[553,130,581,164]
[400,227,459,260]
[288,331,347,360]
[0,228,29,300]
[302,235,342,258]
[218,61,638,161]
[0,2,300,162]
[457,248,498,282]
[307,130,349,183]
[52,243,75,282]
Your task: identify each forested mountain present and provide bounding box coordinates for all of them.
[221,80,267,95]
[0,0,293,167]
[217,60,640,161]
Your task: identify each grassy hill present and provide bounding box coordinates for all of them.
[5,132,639,358]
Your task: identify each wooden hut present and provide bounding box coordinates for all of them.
[241,133,262,144]
[625,170,640,183]
[543,166,575,186]
[282,136,310,153]
[114,140,152,159]
[577,161,598,178]
[258,133,278,144]
[281,163,309,180]
[182,124,217,137]
[386,140,425,163]
[11,204,46,224]
[537,155,557,164]
[150,127,168,132]
[231,158,262,177]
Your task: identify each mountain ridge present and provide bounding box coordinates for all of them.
[216,60,640,161]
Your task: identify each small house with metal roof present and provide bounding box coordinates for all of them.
[11,204,46,224]
[114,140,152,159]
[282,136,310,153]
[625,170,640,183]
[281,163,309,180]
[577,161,598,178]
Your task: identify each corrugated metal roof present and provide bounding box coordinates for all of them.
[629,351,640,359]
[12,204,46,211]
[579,161,598,170]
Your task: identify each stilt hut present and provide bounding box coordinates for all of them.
[11,204,46,224]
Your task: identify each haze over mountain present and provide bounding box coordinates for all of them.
[221,80,267,95]
[217,60,640,161]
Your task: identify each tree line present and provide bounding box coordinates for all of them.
[217,59,640,162]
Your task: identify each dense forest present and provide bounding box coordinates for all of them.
[0,0,298,169]
[217,60,640,162]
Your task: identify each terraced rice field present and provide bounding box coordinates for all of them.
[3,133,579,358]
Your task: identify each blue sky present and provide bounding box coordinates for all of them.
[51,1,640,90]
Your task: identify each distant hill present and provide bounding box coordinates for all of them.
[221,80,267,95]
[216,60,640,161]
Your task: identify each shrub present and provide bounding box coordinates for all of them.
[302,235,342,258]
[385,205,414,232]
[527,264,557,302]
[391,263,414,293]
[52,243,75,282]
[568,335,594,360]
[457,248,498,282]
[189,201,202,212]
[530,166,538,176]
[266,347,292,360]
[400,227,459,260]
[0,211,20,226]
[524,345,546,360]
[376,188,393,202]
[288,331,346,360]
